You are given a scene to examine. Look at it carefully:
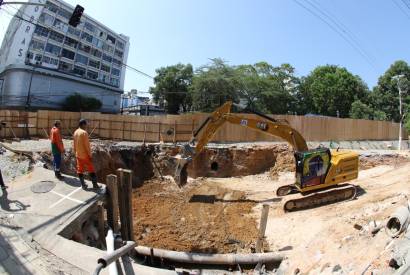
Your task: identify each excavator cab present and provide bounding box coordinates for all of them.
[294,148,331,190]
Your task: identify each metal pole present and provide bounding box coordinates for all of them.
[399,85,402,151]
[393,74,405,151]
[25,67,35,111]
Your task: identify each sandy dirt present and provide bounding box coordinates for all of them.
[132,178,263,253]
[132,152,410,274]
[210,163,410,274]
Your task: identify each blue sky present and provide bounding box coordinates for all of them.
[1,0,410,96]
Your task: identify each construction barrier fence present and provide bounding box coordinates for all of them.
[0,109,406,142]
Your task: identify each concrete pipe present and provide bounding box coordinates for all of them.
[134,246,283,265]
[386,206,410,237]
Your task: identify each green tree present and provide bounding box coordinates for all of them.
[149,64,193,114]
[190,58,239,112]
[298,65,369,117]
[234,62,299,114]
[63,93,102,112]
[372,60,410,122]
[350,100,373,120]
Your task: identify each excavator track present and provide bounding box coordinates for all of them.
[282,184,357,212]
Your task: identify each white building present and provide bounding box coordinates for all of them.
[0,0,130,113]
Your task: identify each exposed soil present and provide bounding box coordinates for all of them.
[359,154,410,170]
[132,178,263,253]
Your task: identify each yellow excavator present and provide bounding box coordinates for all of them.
[171,101,359,212]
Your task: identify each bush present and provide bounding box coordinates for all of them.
[63,93,102,112]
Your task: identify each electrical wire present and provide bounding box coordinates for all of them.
[307,0,378,65]
[292,0,378,71]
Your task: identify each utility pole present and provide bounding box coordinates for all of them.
[392,74,405,151]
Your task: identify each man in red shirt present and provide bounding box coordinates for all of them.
[50,120,65,180]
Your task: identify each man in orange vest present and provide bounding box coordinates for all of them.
[50,120,65,180]
[73,119,99,189]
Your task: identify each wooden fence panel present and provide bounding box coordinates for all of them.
[0,110,406,142]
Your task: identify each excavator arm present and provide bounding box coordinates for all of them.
[173,101,308,186]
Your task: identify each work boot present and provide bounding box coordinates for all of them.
[55,171,64,180]
[78,174,87,189]
[90,173,100,189]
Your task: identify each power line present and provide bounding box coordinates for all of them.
[399,0,410,19]
[292,0,378,71]
[307,0,378,65]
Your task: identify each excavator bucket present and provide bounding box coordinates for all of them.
[173,157,189,187]
[170,144,195,187]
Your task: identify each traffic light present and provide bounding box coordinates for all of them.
[68,5,84,27]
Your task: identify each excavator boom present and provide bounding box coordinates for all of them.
[173,101,308,186]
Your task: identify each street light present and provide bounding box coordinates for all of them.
[392,74,406,151]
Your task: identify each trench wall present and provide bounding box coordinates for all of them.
[0,109,406,142]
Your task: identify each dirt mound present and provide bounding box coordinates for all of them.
[269,145,295,179]
[359,154,410,170]
[132,178,263,253]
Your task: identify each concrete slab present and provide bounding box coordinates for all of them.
[0,167,176,274]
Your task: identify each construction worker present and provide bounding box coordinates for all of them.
[50,120,65,180]
[73,119,99,189]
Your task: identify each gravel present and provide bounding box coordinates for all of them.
[0,150,31,183]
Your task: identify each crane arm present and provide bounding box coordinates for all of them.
[172,101,308,187]
[191,101,308,156]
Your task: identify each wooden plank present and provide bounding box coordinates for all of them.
[106,174,119,234]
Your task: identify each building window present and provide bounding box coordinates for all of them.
[112,58,122,66]
[67,26,80,37]
[90,48,102,58]
[78,43,91,54]
[42,55,59,67]
[86,70,98,80]
[75,53,88,65]
[106,34,116,44]
[92,37,103,48]
[88,59,100,69]
[116,40,125,50]
[49,30,64,43]
[53,19,68,33]
[114,49,123,59]
[64,36,78,48]
[26,52,42,64]
[45,1,59,13]
[73,65,86,77]
[102,53,112,63]
[34,54,42,62]
[38,13,54,26]
[30,39,45,51]
[34,25,49,38]
[111,67,121,77]
[84,22,96,33]
[100,63,111,73]
[61,48,75,60]
[103,43,114,53]
[59,61,73,73]
[45,43,61,56]
[81,32,93,43]
[57,8,71,20]
[111,77,120,87]
[98,74,109,83]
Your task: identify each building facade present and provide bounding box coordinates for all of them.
[0,0,130,113]
[121,90,165,116]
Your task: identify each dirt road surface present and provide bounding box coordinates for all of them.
[132,154,410,274]
[211,162,410,274]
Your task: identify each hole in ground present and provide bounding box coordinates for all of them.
[211,162,219,171]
